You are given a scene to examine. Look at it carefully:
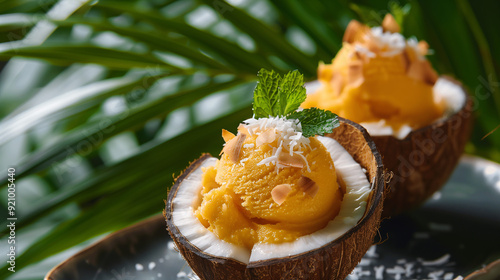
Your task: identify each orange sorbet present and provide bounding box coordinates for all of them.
[303,15,444,131]
[194,117,343,250]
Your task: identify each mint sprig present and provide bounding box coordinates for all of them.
[253,68,306,118]
[252,68,339,138]
[253,69,281,118]
[288,108,340,138]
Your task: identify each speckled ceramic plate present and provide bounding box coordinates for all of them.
[45,155,500,280]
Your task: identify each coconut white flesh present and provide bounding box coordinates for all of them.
[433,77,467,116]
[305,77,466,140]
[172,136,372,264]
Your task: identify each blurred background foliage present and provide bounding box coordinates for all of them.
[0,0,498,278]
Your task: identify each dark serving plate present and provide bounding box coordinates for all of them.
[46,155,500,280]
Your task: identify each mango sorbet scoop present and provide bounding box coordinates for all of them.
[303,15,445,134]
[194,117,343,250]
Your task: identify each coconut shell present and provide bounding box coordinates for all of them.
[369,76,473,216]
[464,259,500,280]
[165,118,384,280]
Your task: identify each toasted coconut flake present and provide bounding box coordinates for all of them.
[221,133,247,163]
[418,40,429,55]
[237,124,249,135]
[407,60,438,85]
[347,61,364,86]
[298,176,319,198]
[271,184,292,205]
[222,129,235,142]
[330,73,344,96]
[277,152,304,169]
[343,20,363,43]
[422,60,438,84]
[256,128,276,147]
[407,60,426,82]
[365,36,380,53]
[382,14,400,33]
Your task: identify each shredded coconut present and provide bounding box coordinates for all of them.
[366,27,406,57]
[407,37,426,60]
[419,254,451,266]
[354,44,376,59]
[241,117,311,172]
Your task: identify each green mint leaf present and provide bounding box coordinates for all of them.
[288,108,340,138]
[278,70,307,116]
[253,68,306,118]
[253,68,281,118]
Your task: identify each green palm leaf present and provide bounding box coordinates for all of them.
[95,3,277,73]
[0,73,169,147]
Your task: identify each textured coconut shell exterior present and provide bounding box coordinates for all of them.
[165,118,384,280]
[369,77,473,216]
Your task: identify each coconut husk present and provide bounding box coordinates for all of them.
[370,76,473,216]
[165,118,385,280]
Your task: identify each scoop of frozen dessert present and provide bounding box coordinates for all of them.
[194,117,343,249]
[303,15,444,131]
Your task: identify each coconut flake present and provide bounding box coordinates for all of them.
[237,123,250,135]
[368,27,406,57]
[256,128,276,147]
[354,45,376,61]
[419,254,451,266]
[221,129,235,142]
[277,152,304,169]
[418,40,429,55]
[343,20,364,43]
[407,59,437,85]
[382,14,400,33]
[221,133,246,163]
[407,37,429,60]
[271,184,292,205]
[298,176,319,198]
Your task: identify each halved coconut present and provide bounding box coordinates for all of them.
[305,15,473,216]
[165,118,384,279]
[362,76,473,215]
